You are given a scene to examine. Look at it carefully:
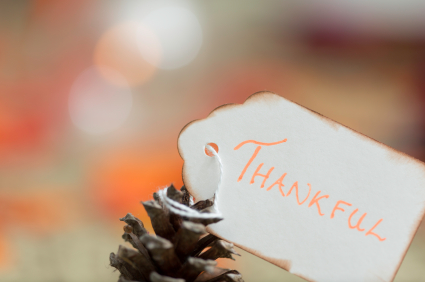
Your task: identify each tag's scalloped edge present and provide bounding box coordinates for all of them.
[177,91,277,197]
[177,90,425,282]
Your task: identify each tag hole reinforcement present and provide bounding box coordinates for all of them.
[205,143,219,157]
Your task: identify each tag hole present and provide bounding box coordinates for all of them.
[205,143,219,157]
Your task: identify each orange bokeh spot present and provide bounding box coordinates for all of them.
[0,234,11,270]
[0,190,78,269]
[0,99,45,155]
[0,191,77,236]
[90,146,184,218]
[94,21,161,87]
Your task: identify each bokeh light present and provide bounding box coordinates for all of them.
[68,66,132,135]
[90,146,184,218]
[94,21,160,87]
[139,6,202,69]
[3,1,425,281]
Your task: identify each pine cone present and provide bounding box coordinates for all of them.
[110,184,244,282]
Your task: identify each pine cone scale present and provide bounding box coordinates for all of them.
[190,234,218,258]
[140,235,182,276]
[124,228,151,259]
[174,221,206,260]
[176,257,216,282]
[142,201,176,240]
[120,213,148,237]
[110,185,244,282]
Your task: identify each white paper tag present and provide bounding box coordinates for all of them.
[178,92,425,282]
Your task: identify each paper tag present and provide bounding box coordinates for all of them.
[178,92,425,282]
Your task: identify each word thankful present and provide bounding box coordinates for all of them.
[234,139,386,242]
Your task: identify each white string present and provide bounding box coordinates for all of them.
[205,144,222,211]
[156,143,223,219]
[157,188,221,219]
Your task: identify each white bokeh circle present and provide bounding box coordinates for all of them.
[138,6,203,69]
[69,66,133,135]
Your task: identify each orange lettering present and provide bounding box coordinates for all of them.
[266,173,287,196]
[234,139,287,150]
[287,182,311,205]
[348,209,366,231]
[308,190,329,216]
[237,146,261,182]
[330,200,352,219]
[366,219,386,241]
[250,163,274,188]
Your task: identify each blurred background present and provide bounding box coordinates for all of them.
[1,0,425,281]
